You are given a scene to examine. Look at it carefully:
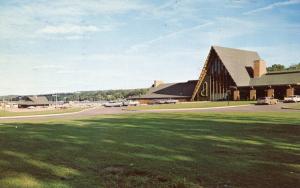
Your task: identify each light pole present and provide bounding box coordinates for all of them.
[52,94,58,108]
[2,97,5,114]
[226,90,231,106]
[75,91,80,103]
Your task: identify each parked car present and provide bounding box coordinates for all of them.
[164,99,179,104]
[283,95,300,103]
[158,100,167,104]
[123,100,140,106]
[256,97,279,105]
[150,99,178,104]
[103,101,123,107]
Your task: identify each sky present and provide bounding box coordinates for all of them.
[0,0,300,95]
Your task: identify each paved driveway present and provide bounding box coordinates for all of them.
[0,102,297,122]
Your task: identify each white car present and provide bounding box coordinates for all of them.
[123,100,140,106]
[257,97,278,105]
[155,99,178,104]
[284,95,300,103]
[164,99,179,104]
[103,101,123,107]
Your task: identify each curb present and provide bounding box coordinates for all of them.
[136,104,252,112]
[281,107,300,110]
[0,107,96,120]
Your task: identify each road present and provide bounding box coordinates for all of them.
[0,102,298,122]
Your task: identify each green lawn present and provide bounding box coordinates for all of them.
[128,101,254,110]
[0,107,85,117]
[0,112,299,188]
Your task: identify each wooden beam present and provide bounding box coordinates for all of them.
[191,48,213,101]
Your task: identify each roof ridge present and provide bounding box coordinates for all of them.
[155,80,197,86]
[266,70,300,75]
[212,45,258,54]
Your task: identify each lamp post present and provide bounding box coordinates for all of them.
[226,90,231,106]
[52,94,58,108]
[75,92,80,103]
[2,97,5,114]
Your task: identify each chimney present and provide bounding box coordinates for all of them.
[153,80,164,87]
[253,60,267,78]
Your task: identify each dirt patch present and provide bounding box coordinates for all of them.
[100,165,204,187]
[125,169,149,177]
[100,165,207,188]
[102,165,165,178]
[102,165,126,175]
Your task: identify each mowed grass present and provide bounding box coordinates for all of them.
[128,101,254,110]
[0,112,299,188]
[0,107,85,117]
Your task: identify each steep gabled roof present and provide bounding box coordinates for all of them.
[28,96,49,104]
[213,46,260,86]
[131,80,197,99]
[18,96,50,105]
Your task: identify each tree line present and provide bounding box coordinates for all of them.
[45,88,148,102]
[267,63,300,72]
[0,88,148,102]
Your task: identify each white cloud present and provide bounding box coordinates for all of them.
[38,24,100,35]
[244,0,300,15]
[127,21,214,53]
[32,65,65,70]
[0,0,146,40]
[22,0,149,16]
[127,16,257,53]
[64,35,85,40]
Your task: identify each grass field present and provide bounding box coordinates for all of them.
[0,112,299,188]
[0,107,85,117]
[128,101,254,110]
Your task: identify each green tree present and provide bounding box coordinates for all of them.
[267,64,285,72]
[287,63,300,70]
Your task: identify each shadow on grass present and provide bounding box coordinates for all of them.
[0,112,299,188]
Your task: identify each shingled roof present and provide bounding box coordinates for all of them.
[131,80,197,99]
[18,96,50,105]
[212,46,261,86]
[250,70,300,86]
[28,96,49,104]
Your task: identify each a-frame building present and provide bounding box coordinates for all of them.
[191,46,300,101]
[131,46,300,104]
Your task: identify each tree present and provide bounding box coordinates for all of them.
[287,63,300,70]
[267,64,285,72]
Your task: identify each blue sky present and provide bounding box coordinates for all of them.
[0,0,299,95]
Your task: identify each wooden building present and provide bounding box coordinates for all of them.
[191,46,300,101]
[132,46,300,103]
[17,96,51,108]
[130,80,197,104]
